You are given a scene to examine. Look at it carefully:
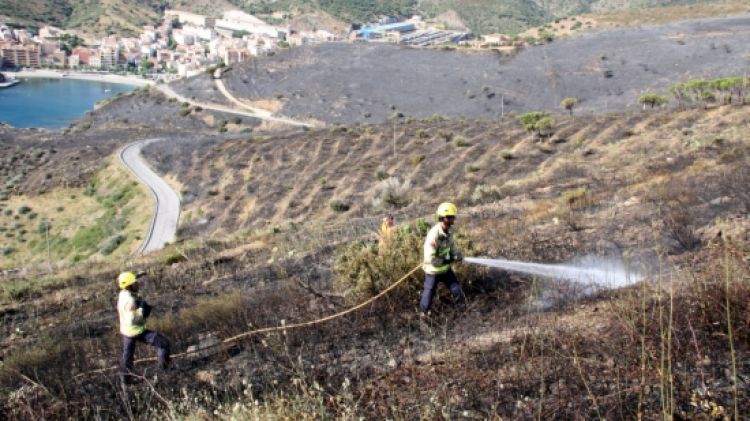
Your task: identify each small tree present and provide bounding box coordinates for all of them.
[517,111,554,140]
[670,83,688,108]
[638,92,668,109]
[561,97,577,115]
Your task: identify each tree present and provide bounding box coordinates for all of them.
[517,111,554,140]
[670,83,688,108]
[561,97,577,115]
[638,92,668,109]
[684,79,714,107]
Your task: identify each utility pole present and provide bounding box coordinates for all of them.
[501,95,504,118]
[393,118,397,158]
[46,222,51,272]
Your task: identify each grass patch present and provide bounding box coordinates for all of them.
[0,157,151,269]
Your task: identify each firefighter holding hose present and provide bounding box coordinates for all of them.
[117,271,170,383]
[420,202,466,315]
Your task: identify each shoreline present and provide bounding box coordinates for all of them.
[14,69,155,87]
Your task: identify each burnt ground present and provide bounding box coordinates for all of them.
[1,103,750,419]
[215,14,750,124]
[0,13,749,419]
[169,72,232,106]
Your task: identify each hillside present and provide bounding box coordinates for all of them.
[0,0,233,36]
[1,0,737,36]
[201,13,750,125]
[1,101,748,418]
[0,8,749,420]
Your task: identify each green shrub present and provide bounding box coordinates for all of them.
[99,234,125,255]
[17,205,31,215]
[37,220,52,233]
[639,92,668,109]
[560,187,593,210]
[455,137,471,147]
[333,221,428,302]
[163,250,187,266]
[411,154,425,166]
[329,200,350,212]
[333,220,483,303]
[179,108,191,117]
[500,150,514,160]
[465,163,481,173]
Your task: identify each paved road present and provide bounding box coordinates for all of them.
[119,139,180,254]
[156,84,315,128]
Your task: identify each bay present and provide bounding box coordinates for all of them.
[0,78,135,130]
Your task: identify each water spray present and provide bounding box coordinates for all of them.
[464,256,643,290]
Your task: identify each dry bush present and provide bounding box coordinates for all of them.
[369,176,411,210]
[470,184,504,205]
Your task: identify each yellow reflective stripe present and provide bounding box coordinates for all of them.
[123,325,146,336]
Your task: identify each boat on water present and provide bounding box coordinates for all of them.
[0,72,20,88]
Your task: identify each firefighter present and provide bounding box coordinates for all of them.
[117,271,170,383]
[377,214,396,245]
[420,202,466,315]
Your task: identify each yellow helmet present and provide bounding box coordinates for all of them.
[118,271,137,289]
[436,202,458,218]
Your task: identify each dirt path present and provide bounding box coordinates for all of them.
[156,83,316,128]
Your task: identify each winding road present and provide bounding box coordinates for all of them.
[119,139,181,253]
[123,80,314,254]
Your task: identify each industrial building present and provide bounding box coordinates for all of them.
[357,22,416,40]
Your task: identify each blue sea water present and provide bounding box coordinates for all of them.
[0,77,135,130]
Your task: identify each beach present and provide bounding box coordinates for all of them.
[15,69,155,87]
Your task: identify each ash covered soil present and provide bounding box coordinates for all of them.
[219,14,750,124]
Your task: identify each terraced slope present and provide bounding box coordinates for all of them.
[144,105,750,251]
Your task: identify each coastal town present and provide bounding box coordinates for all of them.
[0,9,478,83]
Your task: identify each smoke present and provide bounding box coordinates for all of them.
[465,256,643,291]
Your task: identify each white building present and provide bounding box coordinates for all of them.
[215,10,282,39]
[39,25,63,39]
[0,25,11,40]
[142,26,157,42]
[182,24,215,41]
[172,29,194,46]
